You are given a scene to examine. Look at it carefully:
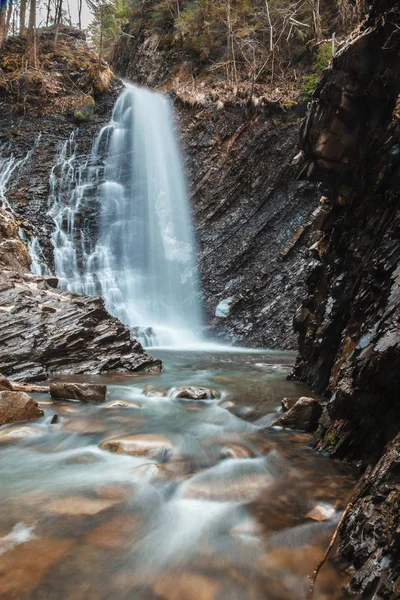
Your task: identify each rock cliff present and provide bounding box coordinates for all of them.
[293,1,400,595]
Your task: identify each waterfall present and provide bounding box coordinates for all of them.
[50,84,203,347]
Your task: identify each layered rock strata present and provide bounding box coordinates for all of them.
[293,1,400,595]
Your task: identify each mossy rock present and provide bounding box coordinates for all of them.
[74,95,95,122]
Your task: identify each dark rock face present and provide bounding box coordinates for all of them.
[50,382,107,403]
[294,0,400,462]
[292,1,400,595]
[178,102,319,348]
[0,269,161,382]
[0,390,44,425]
[0,78,122,269]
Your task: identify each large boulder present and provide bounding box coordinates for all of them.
[0,391,44,426]
[50,382,107,404]
[272,397,322,432]
[0,374,13,392]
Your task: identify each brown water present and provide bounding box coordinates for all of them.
[0,350,356,600]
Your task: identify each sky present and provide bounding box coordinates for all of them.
[37,0,93,29]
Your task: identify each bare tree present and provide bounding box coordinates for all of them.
[307,0,321,42]
[19,0,26,33]
[78,0,82,28]
[26,0,37,67]
[5,0,13,37]
[0,0,7,47]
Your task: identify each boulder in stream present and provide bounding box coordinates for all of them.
[0,391,44,426]
[50,383,107,404]
[101,433,173,460]
[0,374,13,392]
[272,397,322,432]
[170,387,220,400]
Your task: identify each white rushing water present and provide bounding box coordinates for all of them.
[50,84,203,347]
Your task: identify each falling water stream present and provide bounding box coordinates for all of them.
[50,84,202,347]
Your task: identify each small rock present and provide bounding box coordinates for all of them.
[45,495,119,516]
[281,397,298,412]
[50,414,59,424]
[50,382,107,404]
[101,433,173,460]
[131,463,167,482]
[0,391,44,426]
[85,514,141,550]
[104,400,141,409]
[220,444,254,459]
[0,374,13,392]
[43,275,59,288]
[272,397,322,432]
[62,418,106,434]
[0,425,43,442]
[143,385,165,398]
[227,404,258,421]
[306,504,336,521]
[170,387,220,400]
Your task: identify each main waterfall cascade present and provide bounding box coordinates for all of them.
[50,84,203,347]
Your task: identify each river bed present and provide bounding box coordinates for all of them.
[0,350,356,599]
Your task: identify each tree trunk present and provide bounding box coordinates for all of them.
[5,0,13,38]
[78,0,82,29]
[54,0,63,46]
[46,0,51,27]
[98,6,103,64]
[19,0,26,34]
[26,0,37,67]
[0,1,7,47]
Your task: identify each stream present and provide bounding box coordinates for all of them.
[0,349,356,600]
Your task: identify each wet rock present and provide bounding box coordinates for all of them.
[306,504,335,522]
[0,538,75,598]
[101,433,173,460]
[50,382,107,404]
[62,418,106,434]
[143,385,165,398]
[45,495,120,516]
[271,397,322,432]
[0,374,13,392]
[227,404,259,421]
[103,400,139,409]
[85,514,141,550]
[170,386,220,400]
[10,382,50,393]
[281,397,298,412]
[117,572,221,600]
[50,414,59,424]
[43,275,59,288]
[220,444,254,459]
[95,483,132,502]
[0,425,43,442]
[131,463,167,482]
[0,269,161,382]
[0,391,44,426]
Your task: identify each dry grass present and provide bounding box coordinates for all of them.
[0,26,114,115]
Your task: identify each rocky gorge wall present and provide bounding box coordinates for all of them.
[292,1,400,596]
